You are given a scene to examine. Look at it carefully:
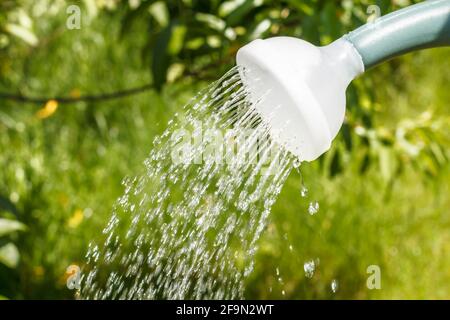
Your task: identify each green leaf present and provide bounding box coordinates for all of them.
[82,0,98,19]
[219,0,247,17]
[0,195,19,216]
[120,0,157,38]
[5,23,38,46]
[225,0,264,26]
[152,23,175,90]
[167,63,185,83]
[341,123,353,151]
[248,19,271,39]
[0,243,20,268]
[285,1,314,16]
[320,2,341,42]
[359,151,371,174]
[168,25,187,55]
[329,149,342,178]
[185,37,204,50]
[195,13,226,31]
[378,146,397,182]
[0,218,26,237]
[149,1,170,27]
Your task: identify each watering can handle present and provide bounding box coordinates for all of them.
[345,0,450,69]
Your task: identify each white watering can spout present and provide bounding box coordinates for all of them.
[236,0,450,161]
[237,37,363,161]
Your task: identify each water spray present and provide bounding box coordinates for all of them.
[237,0,450,161]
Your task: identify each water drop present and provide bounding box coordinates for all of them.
[303,260,315,278]
[308,201,319,215]
[300,186,308,197]
[331,279,339,293]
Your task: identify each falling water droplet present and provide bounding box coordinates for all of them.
[300,186,308,197]
[331,279,339,293]
[308,201,319,215]
[303,260,315,278]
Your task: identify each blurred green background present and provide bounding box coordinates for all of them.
[0,0,448,299]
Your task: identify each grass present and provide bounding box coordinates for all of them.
[0,9,449,299]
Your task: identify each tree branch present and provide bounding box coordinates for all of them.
[0,55,235,105]
[0,83,155,104]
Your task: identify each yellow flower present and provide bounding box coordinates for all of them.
[36,100,58,119]
[70,88,81,98]
[33,266,44,277]
[67,209,84,228]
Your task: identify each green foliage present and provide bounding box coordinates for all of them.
[0,191,26,274]
[118,0,421,85]
[0,201,26,297]
[0,1,38,78]
[0,0,448,299]
[0,218,26,237]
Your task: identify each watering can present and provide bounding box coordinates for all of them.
[237,0,450,161]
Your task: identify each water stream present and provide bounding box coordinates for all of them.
[81,67,298,299]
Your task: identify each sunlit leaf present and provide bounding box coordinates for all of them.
[206,35,221,48]
[167,63,185,83]
[0,243,20,268]
[5,23,38,46]
[225,0,264,26]
[0,218,26,237]
[82,0,98,18]
[378,146,397,182]
[168,25,186,55]
[249,19,271,39]
[149,1,169,27]
[219,0,246,17]
[195,13,226,31]
[185,37,204,50]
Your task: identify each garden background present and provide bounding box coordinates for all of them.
[0,0,449,299]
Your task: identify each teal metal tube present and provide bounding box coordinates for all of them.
[345,0,450,69]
